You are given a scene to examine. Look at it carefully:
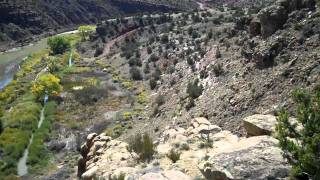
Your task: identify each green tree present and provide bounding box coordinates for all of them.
[31,73,63,100]
[275,88,320,179]
[78,25,96,41]
[47,36,70,55]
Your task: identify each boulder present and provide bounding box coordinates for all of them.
[258,5,288,38]
[162,170,192,180]
[253,36,286,68]
[243,114,277,136]
[139,172,167,180]
[139,170,192,180]
[81,166,98,180]
[48,140,66,152]
[194,117,211,125]
[198,136,290,180]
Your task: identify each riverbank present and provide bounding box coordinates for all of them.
[0,29,79,91]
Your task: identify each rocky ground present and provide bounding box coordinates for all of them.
[79,115,290,179]
[3,0,318,179]
[73,0,320,179]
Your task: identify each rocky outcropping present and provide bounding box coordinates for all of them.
[198,135,289,180]
[250,0,317,38]
[78,116,290,179]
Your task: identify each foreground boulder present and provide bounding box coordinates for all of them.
[198,136,290,180]
[243,114,277,136]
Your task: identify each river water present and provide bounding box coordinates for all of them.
[0,30,78,91]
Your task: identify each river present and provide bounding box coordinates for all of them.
[0,30,78,90]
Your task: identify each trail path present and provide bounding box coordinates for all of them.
[99,29,137,58]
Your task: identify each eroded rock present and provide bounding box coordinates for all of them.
[198,136,290,180]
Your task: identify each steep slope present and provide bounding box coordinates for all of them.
[85,0,319,137]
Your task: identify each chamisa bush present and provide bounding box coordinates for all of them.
[128,133,155,162]
[275,88,320,179]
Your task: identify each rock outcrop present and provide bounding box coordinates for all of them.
[79,116,290,179]
[258,5,288,38]
[198,135,290,180]
[250,0,317,38]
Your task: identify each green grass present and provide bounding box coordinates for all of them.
[28,101,57,174]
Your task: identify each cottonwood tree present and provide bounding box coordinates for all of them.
[31,73,63,101]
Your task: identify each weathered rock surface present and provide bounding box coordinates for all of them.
[258,5,288,38]
[198,135,290,180]
[79,117,290,179]
[243,114,277,136]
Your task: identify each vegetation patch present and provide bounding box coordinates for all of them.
[28,102,57,174]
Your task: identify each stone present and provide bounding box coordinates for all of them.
[81,166,98,180]
[258,5,288,38]
[162,170,192,180]
[48,140,66,152]
[243,114,277,136]
[198,136,290,180]
[87,133,98,142]
[194,117,211,125]
[139,172,167,180]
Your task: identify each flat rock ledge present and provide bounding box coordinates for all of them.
[78,115,290,180]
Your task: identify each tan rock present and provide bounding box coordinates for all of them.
[162,170,192,180]
[194,117,211,125]
[81,166,98,180]
[243,114,277,136]
[139,172,167,180]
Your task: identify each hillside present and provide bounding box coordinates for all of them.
[0,0,197,51]
[0,0,319,179]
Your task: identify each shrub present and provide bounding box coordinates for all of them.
[130,67,143,81]
[275,88,320,179]
[78,25,96,41]
[185,98,195,111]
[94,46,103,57]
[128,58,142,67]
[144,63,150,74]
[149,78,157,90]
[47,36,70,55]
[155,95,165,106]
[149,54,159,62]
[212,63,224,77]
[128,133,155,162]
[147,47,153,54]
[187,79,203,99]
[161,34,169,44]
[73,86,107,105]
[167,149,181,163]
[151,67,161,81]
[31,73,63,101]
[187,57,194,66]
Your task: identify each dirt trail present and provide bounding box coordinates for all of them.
[99,29,137,58]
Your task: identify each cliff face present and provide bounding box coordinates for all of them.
[0,0,194,49]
